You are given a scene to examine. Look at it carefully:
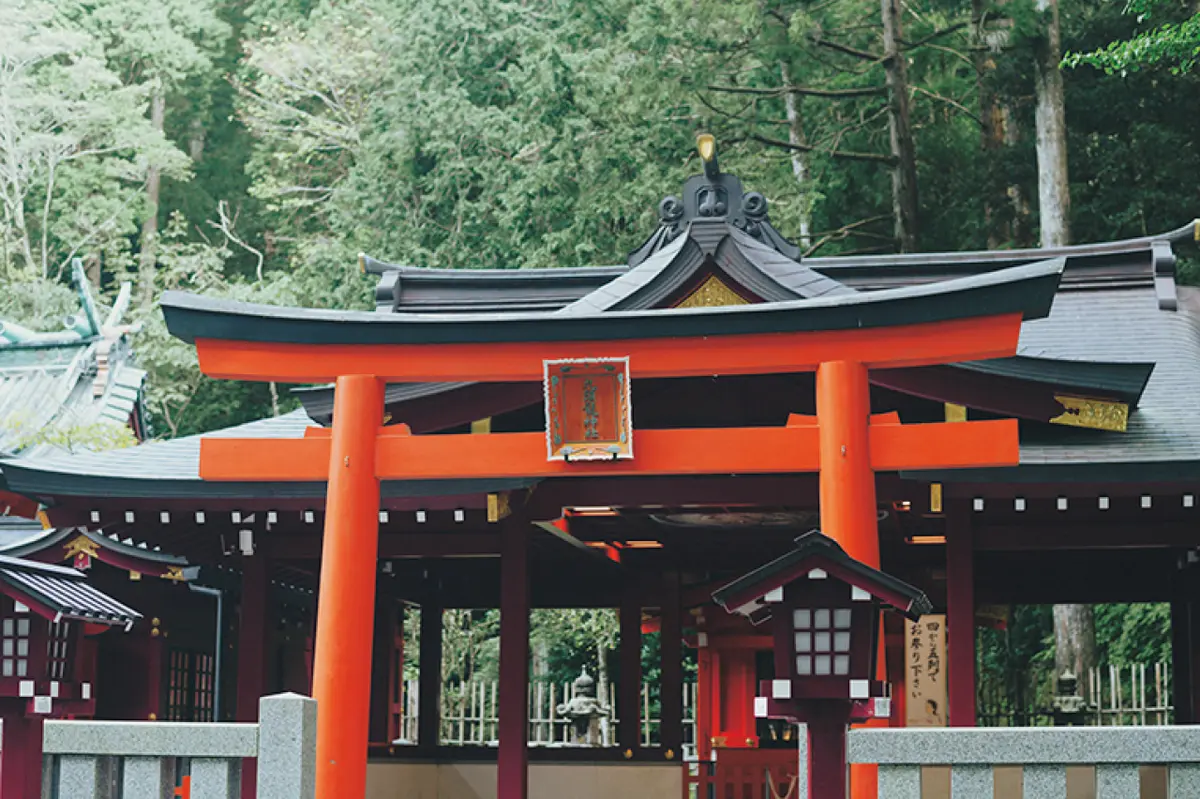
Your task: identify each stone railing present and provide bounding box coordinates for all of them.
[848,726,1200,798]
[41,692,315,799]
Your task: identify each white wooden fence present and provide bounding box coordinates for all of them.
[980,661,1174,727]
[1088,662,1173,725]
[396,679,699,748]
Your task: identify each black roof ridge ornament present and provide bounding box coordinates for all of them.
[628,135,801,267]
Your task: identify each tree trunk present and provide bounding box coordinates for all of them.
[596,638,609,700]
[1034,0,1070,248]
[973,0,1008,248]
[188,116,206,163]
[780,62,813,250]
[138,90,166,307]
[1053,604,1096,700]
[532,638,549,680]
[7,189,36,274]
[881,0,919,252]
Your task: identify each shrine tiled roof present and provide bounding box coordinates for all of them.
[0,264,145,459]
[0,553,140,627]
[906,284,1200,483]
[0,410,538,500]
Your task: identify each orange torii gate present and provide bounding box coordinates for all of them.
[161,256,1059,799]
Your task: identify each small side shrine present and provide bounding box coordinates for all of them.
[714,531,931,798]
[0,553,140,797]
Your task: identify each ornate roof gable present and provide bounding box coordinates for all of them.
[561,136,850,314]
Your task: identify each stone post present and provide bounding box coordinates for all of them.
[256,692,317,799]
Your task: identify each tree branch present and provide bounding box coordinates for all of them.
[708,84,888,99]
[900,21,971,51]
[804,215,893,257]
[208,200,265,281]
[810,37,882,62]
[749,134,896,165]
[912,85,982,126]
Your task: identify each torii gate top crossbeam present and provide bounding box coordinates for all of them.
[161,259,1062,384]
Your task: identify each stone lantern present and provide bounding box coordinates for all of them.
[1053,670,1088,726]
[556,668,609,745]
[713,530,932,798]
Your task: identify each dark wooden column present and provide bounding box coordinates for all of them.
[236,553,269,720]
[0,711,43,799]
[417,573,443,753]
[237,552,269,799]
[619,583,642,754]
[659,570,683,758]
[946,500,976,726]
[370,592,402,745]
[497,516,530,799]
[1171,591,1192,724]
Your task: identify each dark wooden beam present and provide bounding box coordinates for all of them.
[871,364,1113,425]
[975,549,1176,603]
[266,532,499,559]
[526,476,821,520]
[974,522,1200,551]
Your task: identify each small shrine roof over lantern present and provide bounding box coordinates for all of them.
[712,530,932,624]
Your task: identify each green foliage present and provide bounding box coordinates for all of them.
[1066,1,1200,74]
[0,0,189,279]
[3,414,137,454]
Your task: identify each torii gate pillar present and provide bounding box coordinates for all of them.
[311,375,385,799]
[817,360,883,799]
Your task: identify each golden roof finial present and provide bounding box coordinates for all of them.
[696,134,720,180]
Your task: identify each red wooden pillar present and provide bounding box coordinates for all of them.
[806,704,853,799]
[695,644,713,761]
[815,361,880,566]
[0,711,44,798]
[497,515,530,799]
[237,551,269,799]
[946,501,977,726]
[417,583,443,752]
[312,374,384,799]
[816,360,881,799]
[618,585,642,755]
[660,570,683,758]
[370,593,400,745]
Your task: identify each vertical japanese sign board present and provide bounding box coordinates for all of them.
[905,614,947,727]
[544,357,633,462]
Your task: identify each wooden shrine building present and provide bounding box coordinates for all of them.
[3,139,1200,799]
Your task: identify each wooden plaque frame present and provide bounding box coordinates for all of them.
[544,357,633,462]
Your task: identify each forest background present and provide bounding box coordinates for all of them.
[1,0,1199,716]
